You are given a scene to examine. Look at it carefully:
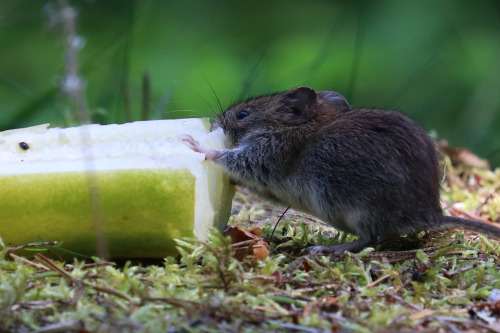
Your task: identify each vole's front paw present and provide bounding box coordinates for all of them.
[181,134,202,152]
[181,134,221,161]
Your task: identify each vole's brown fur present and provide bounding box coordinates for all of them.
[184,86,500,253]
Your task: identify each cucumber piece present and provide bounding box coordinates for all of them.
[0,118,234,258]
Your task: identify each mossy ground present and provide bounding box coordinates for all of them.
[1,153,499,332]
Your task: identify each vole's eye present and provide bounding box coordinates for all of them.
[236,110,249,120]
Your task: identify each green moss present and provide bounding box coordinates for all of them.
[1,147,499,332]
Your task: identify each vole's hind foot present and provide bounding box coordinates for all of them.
[307,237,377,255]
[307,245,344,255]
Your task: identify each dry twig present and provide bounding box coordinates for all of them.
[35,254,134,303]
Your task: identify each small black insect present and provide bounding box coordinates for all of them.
[19,142,30,150]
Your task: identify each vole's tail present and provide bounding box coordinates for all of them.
[439,216,500,239]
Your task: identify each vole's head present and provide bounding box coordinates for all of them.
[211,86,350,145]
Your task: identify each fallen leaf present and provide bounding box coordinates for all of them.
[225,225,269,260]
[439,140,490,169]
[250,227,264,237]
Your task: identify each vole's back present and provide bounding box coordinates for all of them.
[290,109,443,238]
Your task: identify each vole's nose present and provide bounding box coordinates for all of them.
[210,121,220,132]
[210,118,224,133]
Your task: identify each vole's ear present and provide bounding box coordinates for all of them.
[317,91,351,111]
[280,87,318,125]
[284,86,318,111]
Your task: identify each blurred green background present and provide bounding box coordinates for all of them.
[1,0,500,166]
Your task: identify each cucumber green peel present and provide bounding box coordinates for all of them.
[0,118,234,259]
